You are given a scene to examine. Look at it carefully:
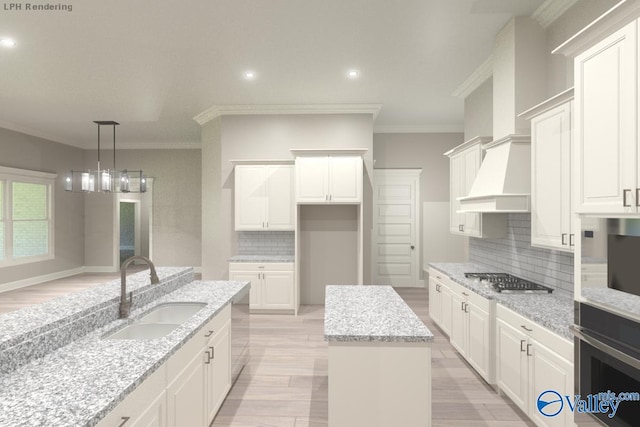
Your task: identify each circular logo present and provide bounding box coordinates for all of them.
[537,390,564,417]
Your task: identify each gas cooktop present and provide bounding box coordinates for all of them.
[464,273,553,293]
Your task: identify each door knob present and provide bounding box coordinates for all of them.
[410,245,415,250]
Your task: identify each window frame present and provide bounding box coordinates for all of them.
[0,166,56,267]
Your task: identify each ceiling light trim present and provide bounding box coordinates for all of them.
[451,54,494,99]
[531,0,579,29]
[193,104,383,126]
[373,124,463,134]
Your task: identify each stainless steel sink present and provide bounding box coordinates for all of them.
[105,323,180,340]
[138,302,207,324]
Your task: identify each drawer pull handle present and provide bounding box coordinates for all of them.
[119,417,131,427]
[521,325,533,332]
[462,292,469,297]
[204,351,211,364]
[561,233,567,245]
[204,330,214,337]
[209,346,215,359]
[569,233,575,247]
[527,343,533,357]
[623,189,631,207]
[520,339,526,352]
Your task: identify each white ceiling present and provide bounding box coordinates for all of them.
[0,0,545,149]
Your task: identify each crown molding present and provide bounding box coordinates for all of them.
[193,103,383,126]
[373,124,463,134]
[519,87,574,120]
[531,0,579,29]
[452,54,494,99]
[444,136,492,157]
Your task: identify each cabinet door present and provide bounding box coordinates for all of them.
[296,156,329,203]
[262,271,294,309]
[531,102,573,251]
[266,165,294,230]
[528,341,574,427]
[467,304,491,383]
[229,271,262,309]
[428,278,442,326]
[440,285,453,336]
[166,352,205,427]
[130,391,166,427]
[450,153,464,234]
[575,21,637,213]
[328,156,362,203]
[235,166,266,230]
[496,319,528,411]
[449,292,466,355]
[205,322,231,423]
[462,146,482,237]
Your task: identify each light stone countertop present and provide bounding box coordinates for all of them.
[581,287,640,320]
[0,280,250,427]
[429,263,574,340]
[324,285,434,343]
[228,255,295,263]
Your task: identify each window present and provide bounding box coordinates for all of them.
[0,166,55,266]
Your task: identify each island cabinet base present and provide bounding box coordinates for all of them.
[328,341,432,427]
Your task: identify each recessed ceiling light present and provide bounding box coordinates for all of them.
[0,38,16,48]
[243,71,256,80]
[347,70,360,79]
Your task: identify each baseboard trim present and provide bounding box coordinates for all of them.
[0,267,86,293]
[83,266,119,273]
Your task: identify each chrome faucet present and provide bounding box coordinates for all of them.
[120,256,160,318]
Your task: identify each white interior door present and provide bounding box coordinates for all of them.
[372,169,420,287]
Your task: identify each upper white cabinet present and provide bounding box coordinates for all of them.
[574,20,638,214]
[234,164,294,231]
[522,90,575,252]
[445,137,506,238]
[295,155,363,203]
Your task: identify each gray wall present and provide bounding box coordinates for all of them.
[0,128,84,285]
[83,148,202,269]
[202,113,374,281]
[373,133,466,279]
[469,213,574,297]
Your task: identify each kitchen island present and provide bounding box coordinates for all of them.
[324,285,434,427]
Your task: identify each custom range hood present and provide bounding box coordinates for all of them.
[457,134,531,212]
[458,17,545,213]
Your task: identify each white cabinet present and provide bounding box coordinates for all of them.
[496,305,573,427]
[574,20,638,214]
[524,91,575,252]
[427,268,494,384]
[447,279,495,384]
[234,164,294,231]
[229,262,295,312]
[99,305,232,427]
[295,156,362,203]
[97,367,167,427]
[445,137,506,238]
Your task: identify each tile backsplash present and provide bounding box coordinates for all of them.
[237,231,295,255]
[469,213,574,297]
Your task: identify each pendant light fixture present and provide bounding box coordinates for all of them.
[64,121,147,193]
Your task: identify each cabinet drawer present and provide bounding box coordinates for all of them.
[428,268,447,283]
[229,262,294,272]
[496,304,572,361]
[201,304,231,344]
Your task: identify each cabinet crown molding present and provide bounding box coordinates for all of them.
[290,148,368,157]
[553,0,640,57]
[519,88,574,120]
[444,136,492,157]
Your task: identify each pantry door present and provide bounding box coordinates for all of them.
[372,169,421,287]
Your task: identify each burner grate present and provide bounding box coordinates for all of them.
[464,273,553,293]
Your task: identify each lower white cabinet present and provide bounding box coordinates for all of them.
[229,262,295,312]
[97,305,232,427]
[428,268,495,384]
[496,305,573,427]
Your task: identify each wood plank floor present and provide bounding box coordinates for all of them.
[0,276,534,426]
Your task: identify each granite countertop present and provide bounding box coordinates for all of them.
[581,287,640,319]
[324,285,434,343]
[229,255,295,263]
[429,263,574,340]
[0,280,250,427]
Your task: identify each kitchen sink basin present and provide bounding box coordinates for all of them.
[105,323,180,340]
[138,302,207,324]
